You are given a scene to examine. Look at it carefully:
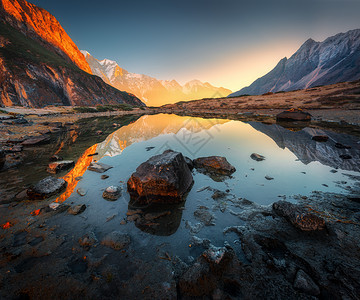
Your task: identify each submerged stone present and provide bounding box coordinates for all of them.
[127,150,193,204]
[68,204,86,215]
[88,162,113,173]
[101,231,131,250]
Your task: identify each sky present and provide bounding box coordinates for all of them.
[30,0,360,92]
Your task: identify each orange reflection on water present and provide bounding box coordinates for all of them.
[1,221,12,229]
[31,209,41,216]
[54,129,79,155]
[55,144,97,203]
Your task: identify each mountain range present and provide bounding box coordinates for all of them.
[82,51,232,107]
[0,0,144,107]
[229,29,360,97]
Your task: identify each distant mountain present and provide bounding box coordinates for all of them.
[0,0,144,107]
[229,29,360,97]
[82,51,232,106]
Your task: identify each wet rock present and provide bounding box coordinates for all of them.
[339,154,352,159]
[250,153,265,161]
[194,156,236,176]
[101,174,109,180]
[191,236,211,248]
[211,190,227,200]
[102,186,121,200]
[47,160,74,174]
[273,200,326,231]
[88,162,113,173]
[76,188,86,196]
[312,135,329,142]
[276,109,311,121]
[27,176,67,200]
[293,269,320,296]
[49,155,63,162]
[79,232,98,248]
[68,204,86,215]
[21,135,50,146]
[0,149,5,170]
[335,142,351,149]
[184,156,194,170]
[178,261,217,297]
[145,146,155,151]
[265,175,274,180]
[101,231,131,250]
[194,206,215,226]
[127,150,193,204]
[202,246,234,270]
[185,221,204,234]
[87,152,98,157]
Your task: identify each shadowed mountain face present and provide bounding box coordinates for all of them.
[249,122,360,172]
[230,29,360,96]
[82,51,232,107]
[0,0,144,107]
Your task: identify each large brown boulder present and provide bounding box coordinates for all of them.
[276,109,312,121]
[127,150,193,204]
[194,156,236,176]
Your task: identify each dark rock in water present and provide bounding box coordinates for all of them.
[250,153,265,161]
[335,142,351,149]
[184,156,194,170]
[145,146,155,151]
[0,149,5,170]
[87,152,98,157]
[339,154,352,159]
[101,231,130,250]
[273,200,325,231]
[265,175,274,180]
[21,135,50,146]
[194,206,216,226]
[47,160,74,174]
[212,190,227,200]
[293,269,320,296]
[127,150,193,204]
[194,156,236,176]
[49,155,63,162]
[68,204,86,215]
[76,188,86,196]
[101,175,109,180]
[27,176,67,200]
[312,135,329,142]
[88,162,113,173]
[102,186,121,200]
[276,109,311,121]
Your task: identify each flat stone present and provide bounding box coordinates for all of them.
[276,109,312,121]
[68,204,86,215]
[273,200,326,231]
[21,135,50,146]
[102,186,121,200]
[47,160,74,174]
[101,175,109,180]
[88,162,113,173]
[27,176,67,200]
[101,231,131,250]
[265,175,274,180]
[250,153,265,161]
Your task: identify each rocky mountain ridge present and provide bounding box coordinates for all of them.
[230,29,360,96]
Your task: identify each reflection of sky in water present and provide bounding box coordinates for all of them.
[93,115,359,205]
[50,113,359,259]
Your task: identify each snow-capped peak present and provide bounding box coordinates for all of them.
[80,50,91,57]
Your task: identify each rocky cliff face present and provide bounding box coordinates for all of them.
[0,1,144,107]
[82,51,232,106]
[0,0,91,74]
[230,29,360,96]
